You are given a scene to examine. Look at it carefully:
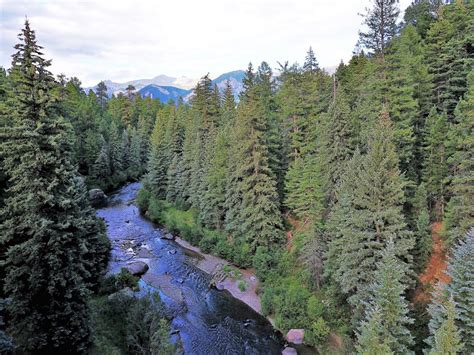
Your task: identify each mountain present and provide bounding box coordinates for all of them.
[138,85,191,103]
[87,70,246,103]
[87,75,198,97]
[212,70,245,98]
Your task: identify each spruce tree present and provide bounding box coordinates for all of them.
[303,46,319,73]
[445,70,474,244]
[0,20,109,353]
[411,183,432,272]
[422,107,449,219]
[96,80,108,109]
[446,228,474,352]
[326,113,414,322]
[425,0,474,119]
[355,307,393,355]
[356,240,414,353]
[428,296,463,355]
[358,0,400,58]
[225,68,284,252]
[146,109,170,198]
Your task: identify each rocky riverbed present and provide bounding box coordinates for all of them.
[97,182,285,354]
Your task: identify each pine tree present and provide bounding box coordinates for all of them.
[428,296,463,355]
[93,135,111,182]
[356,307,393,355]
[225,69,284,252]
[146,109,170,198]
[425,1,474,119]
[411,183,432,272]
[128,127,143,179]
[0,20,109,353]
[326,113,414,322]
[422,107,449,219]
[403,0,443,39]
[446,228,474,352]
[445,70,474,244]
[385,25,430,180]
[303,46,319,73]
[356,240,414,353]
[96,81,108,109]
[358,0,400,59]
[319,87,354,203]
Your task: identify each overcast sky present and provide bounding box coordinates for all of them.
[0,0,412,87]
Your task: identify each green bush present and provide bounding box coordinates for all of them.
[136,188,151,213]
[231,242,252,268]
[99,269,139,295]
[238,280,247,292]
[306,317,330,347]
[199,231,220,253]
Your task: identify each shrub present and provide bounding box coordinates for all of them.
[125,294,174,355]
[238,280,247,292]
[306,317,330,347]
[199,231,220,253]
[99,269,139,295]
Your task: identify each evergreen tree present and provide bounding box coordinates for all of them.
[303,46,319,73]
[0,21,109,353]
[356,306,393,355]
[411,183,432,272]
[358,0,400,58]
[445,70,474,244]
[327,113,414,322]
[96,80,108,109]
[425,1,474,119]
[428,296,463,355]
[93,135,111,182]
[146,109,169,198]
[356,240,414,353]
[225,68,284,252]
[446,228,474,352]
[422,107,449,219]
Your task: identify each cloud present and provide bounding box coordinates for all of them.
[0,0,413,86]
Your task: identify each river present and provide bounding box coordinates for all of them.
[97,182,285,354]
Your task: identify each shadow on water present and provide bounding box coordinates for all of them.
[97,182,285,355]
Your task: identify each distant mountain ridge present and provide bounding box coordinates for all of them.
[87,70,245,103]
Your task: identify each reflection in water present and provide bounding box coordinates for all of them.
[97,182,284,354]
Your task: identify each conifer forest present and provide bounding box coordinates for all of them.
[0,0,473,354]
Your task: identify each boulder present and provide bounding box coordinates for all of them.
[161,233,175,240]
[89,188,107,207]
[282,347,297,355]
[124,261,149,276]
[286,329,305,345]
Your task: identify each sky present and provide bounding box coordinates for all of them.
[0,0,412,87]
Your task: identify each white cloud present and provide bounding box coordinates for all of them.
[0,0,413,86]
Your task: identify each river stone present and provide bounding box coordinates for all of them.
[89,188,107,207]
[124,261,149,276]
[282,347,297,355]
[286,329,305,344]
[161,233,175,240]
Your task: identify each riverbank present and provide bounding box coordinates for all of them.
[174,236,262,314]
[98,182,285,354]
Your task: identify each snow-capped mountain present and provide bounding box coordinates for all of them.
[88,70,246,103]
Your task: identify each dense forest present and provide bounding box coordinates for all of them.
[0,0,473,354]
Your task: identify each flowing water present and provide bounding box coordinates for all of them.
[97,182,285,354]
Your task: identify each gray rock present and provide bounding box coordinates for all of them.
[161,233,175,240]
[286,329,305,344]
[124,261,149,276]
[282,347,297,355]
[89,188,107,207]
